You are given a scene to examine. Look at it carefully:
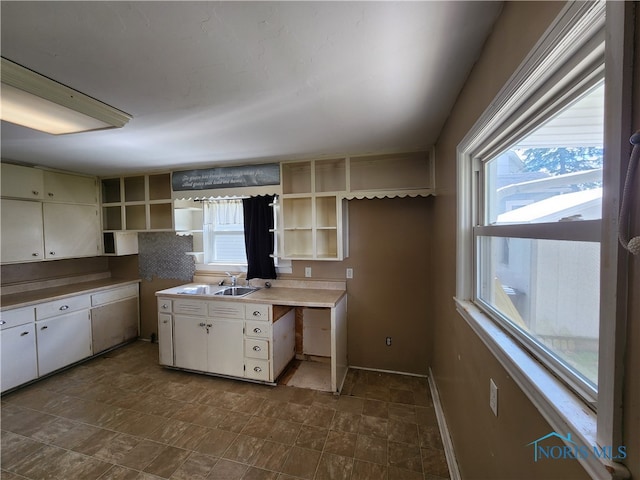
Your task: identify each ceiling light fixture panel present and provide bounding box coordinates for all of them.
[0,57,131,135]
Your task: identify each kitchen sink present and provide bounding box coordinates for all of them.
[214,286,260,297]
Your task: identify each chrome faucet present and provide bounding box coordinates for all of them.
[225,272,237,286]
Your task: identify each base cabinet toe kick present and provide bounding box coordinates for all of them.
[157,297,295,385]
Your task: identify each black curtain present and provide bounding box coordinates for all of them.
[243,195,277,280]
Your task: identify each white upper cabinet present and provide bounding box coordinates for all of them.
[1,163,44,200]
[0,199,45,262]
[0,162,101,264]
[43,170,98,204]
[42,203,101,259]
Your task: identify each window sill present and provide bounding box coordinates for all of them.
[453,298,629,480]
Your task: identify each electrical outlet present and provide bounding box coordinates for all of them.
[346,268,353,279]
[305,267,312,278]
[489,378,498,416]
[386,337,392,346]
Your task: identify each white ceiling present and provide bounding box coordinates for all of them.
[1,1,502,177]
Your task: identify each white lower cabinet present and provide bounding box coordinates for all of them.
[36,309,92,376]
[90,285,139,354]
[174,314,209,371]
[1,283,139,393]
[171,303,244,377]
[160,297,294,384]
[208,319,244,377]
[0,323,38,391]
[158,313,174,366]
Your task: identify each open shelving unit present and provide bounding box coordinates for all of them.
[100,172,173,255]
[278,152,433,261]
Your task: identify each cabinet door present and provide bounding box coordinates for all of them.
[43,203,101,259]
[37,310,92,376]
[0,324,38,392]
[0,199,44,263]
[43,171,97,204]
[91,297,139,354]
[1,163,43,200]
[207,319,244,377]
[173,315,208,371]
[158,313,174,366]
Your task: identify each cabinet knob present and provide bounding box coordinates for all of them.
[32,190,39,196]
[162,319,169,324]
[32,253,39,257]
[49,251,56,256]
[252,311,262,317]
[0,321,6,325]
[41,325,48,330]
[59,305,69,311]
[161,304,169,309]
[253,366,262,372]
[48,192,54,197]
[199,322,206,327]
[252,345,261,352]
[253,327,262,334]
[20,331,29,336]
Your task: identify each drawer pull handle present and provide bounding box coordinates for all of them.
[252,346,261,352]
[0,321,6,325]
[252,311,261,317]
[253,327,262,334]
[253,366,262,372]
[20,331,29,336]
[59,305,69,311]
[41,326,48,330]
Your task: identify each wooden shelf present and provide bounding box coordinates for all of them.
[100,173,173,236]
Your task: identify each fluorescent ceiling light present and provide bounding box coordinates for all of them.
[1,57,131,135]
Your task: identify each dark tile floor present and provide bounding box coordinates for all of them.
[1,341,450,480]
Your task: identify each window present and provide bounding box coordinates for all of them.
[476,83,604,402]
[203,199,247,264]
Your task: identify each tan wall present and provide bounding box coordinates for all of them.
[430,1,593,478]
[289,196,431,374]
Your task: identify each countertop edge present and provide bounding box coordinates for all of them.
[1,278,141,310]
[156,284,346,309]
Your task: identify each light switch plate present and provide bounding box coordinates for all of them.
[346,268,353,279]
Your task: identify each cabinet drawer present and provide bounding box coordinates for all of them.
[0,306,35,330]
[209,301,244,319]
[245,338,269,360]
[245,320,270,339]
[157,298,173,313]
[36,295,90,320]
[173,299,207,316]
[245,358,270,382]
[245,304,270,321]
[91,284,138,307]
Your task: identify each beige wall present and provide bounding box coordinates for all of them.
[430,1,593,479]
[431,1,640,479]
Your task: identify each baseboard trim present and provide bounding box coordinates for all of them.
[428,368,461,480]
[348,365,428,378]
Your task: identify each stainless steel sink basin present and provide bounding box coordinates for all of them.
[214,286,260,297]
[176,285,217,295]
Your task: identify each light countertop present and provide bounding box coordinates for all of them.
[1,278,141,310]
[156,283,346,308]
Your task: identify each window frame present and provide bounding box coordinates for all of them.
[455,2,630,478]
